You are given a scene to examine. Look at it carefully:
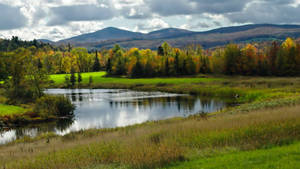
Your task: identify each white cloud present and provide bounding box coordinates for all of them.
[0,0,300,41]
[134,18,169,33]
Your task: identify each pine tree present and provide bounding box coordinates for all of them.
[106,58,112,73]
[131,58,143,78]
[93,51,101,72]
[175,51,180,75]
[157,46,164,56]
[165,58,169,76]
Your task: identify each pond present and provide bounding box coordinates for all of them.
[0,89,230,144]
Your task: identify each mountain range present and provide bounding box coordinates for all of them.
[40,24,300,49]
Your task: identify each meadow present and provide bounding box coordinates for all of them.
[0,73,299,168]
[50,72,223,86]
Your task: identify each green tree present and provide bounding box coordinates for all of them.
[70,67,76,87]
[93,51,101,72]
[77,72,82,85]
[26,49,50,98]
[224,44,241,75]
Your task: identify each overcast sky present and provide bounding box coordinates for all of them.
[0,0,300,41]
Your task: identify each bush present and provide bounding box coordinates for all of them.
[34,95,75,117]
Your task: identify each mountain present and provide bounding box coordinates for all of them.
[145,28,194,39]
[58,27,144,44]
[38,39,54,44]
[53,24,300,49]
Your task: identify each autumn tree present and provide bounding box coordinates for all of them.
[224,44,241,75]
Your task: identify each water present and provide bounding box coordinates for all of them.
[0,89,228,144]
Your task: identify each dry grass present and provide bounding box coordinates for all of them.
[1,104,300,169]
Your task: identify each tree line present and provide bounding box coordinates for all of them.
[106,38,300,77]
[0,38,300,82]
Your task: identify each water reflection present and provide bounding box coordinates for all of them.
[0,89,228,144]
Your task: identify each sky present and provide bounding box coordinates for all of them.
[0,0,300,41]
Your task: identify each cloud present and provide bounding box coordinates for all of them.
[146,0,251,16]
[1,0,300,41]
[0,3,27,30]
[47,4,115,25]
[227,1,300,24]
[135,18,169,32]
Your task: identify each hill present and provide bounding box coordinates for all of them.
[54,24,300,49]
[58,27,144,45]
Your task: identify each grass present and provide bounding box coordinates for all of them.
[1,104,300,169]
[50,72,223,85]
[166,141,300,169]
[0,104,27,116]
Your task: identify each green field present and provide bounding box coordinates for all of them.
[167,141,300,169]
[50,72,223,85]
[0,104,27,116]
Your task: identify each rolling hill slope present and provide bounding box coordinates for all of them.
[54,24,300,49]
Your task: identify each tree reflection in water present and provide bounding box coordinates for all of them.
[0,89,229,144]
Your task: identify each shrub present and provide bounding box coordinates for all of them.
[34,95,75,117]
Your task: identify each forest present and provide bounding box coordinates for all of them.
[1,37,300,82]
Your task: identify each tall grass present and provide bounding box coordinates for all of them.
[2,105,300,169]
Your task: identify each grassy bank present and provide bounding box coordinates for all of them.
[50,72,300,103]
[1,104,300,169]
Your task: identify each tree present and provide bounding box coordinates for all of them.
[165,58,169,76]
[174,50,180,75]
[131,58,143,78]
[106,58,112,73]
[269,41,280,75]
[157,46,164,56]
[0,53,8,81]
[77,72,82,85]
[26,50,50,98]
[89,76,93,87]
[4,48,33,103]
[93,50,101,72]
[64,75,71,87]
[70,67,76,87]
[224,44,241,75]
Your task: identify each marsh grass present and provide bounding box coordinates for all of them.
[1,105,300,169]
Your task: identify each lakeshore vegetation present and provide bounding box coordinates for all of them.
[0,37,300,168]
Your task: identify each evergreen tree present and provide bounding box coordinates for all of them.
[175,51,180,75]
[131,58,143,78]
[106,58,112,73]
[165,58,169,76]
[157,46,164,56]
[92,51,101,72]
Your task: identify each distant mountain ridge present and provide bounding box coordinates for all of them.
[50,24,300,49]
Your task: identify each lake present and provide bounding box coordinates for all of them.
[0,89,229,144]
